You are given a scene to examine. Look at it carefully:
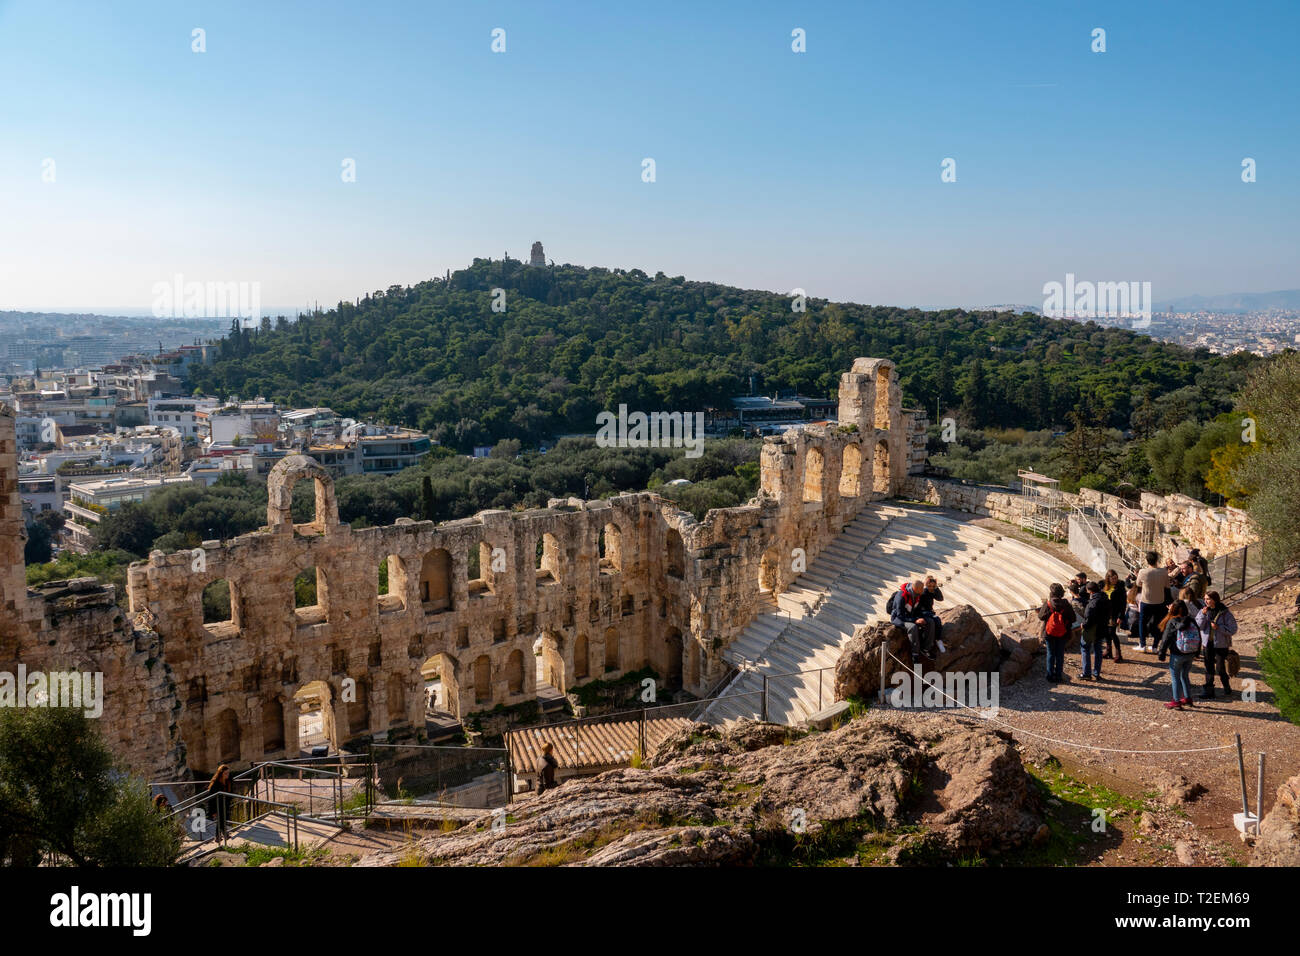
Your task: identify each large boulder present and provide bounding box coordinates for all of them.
[354,712,1046,866]
[835,604,1002,702]
[997,627,1041,686]
[1254,773,1300,866]
[932,604,1000,673]
[833,620,912,701]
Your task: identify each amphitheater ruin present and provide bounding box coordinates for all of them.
[0,357,1255,782]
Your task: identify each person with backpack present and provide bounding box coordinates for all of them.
[1156,600,1201,710]
[1037,583,1076,683]
[1079,581,1108,680]
[1196,591,1238,700]
[888,580,936,662]
[1135,551,1169,652]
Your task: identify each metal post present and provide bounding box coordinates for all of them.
[761,675,768,722]
[818,669,824,712]
[878,643,888,704]
[1256,752,1266,835]
[1235,734,1249,819]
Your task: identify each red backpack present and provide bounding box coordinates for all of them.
[1045,604,1068,638]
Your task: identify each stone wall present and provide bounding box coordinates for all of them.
[899,476,1036,527]
[1139,492,1256,557]
[900,475,1257,561]
[0,358,911,778]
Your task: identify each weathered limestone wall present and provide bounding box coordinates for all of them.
[2,358,910,777]
[899,476,1033,527]
[1139,492,1256,557]
[900,475,1258,560]
[1,404,186,780]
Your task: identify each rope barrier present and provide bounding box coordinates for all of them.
[881,648,1238,755]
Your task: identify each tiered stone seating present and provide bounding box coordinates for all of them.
[700,503,1078,725]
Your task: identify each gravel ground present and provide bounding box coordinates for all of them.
[991,574,1300,865]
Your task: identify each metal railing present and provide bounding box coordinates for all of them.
[1071,504,1137,573]
[169,790,301,854]
[232,755,367,822]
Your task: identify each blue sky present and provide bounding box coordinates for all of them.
[1,0,1296,313]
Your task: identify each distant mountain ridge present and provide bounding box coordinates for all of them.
[1155,290,1300,313]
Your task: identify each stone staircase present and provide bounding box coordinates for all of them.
[699,503,1079,726]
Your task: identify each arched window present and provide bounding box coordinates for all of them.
[599,523,623,573]
[378,555,406,612]
[419,548,452,612]
[573,634,589,680]
[506,649,525,695]
[473,655,492,704]
[665,529,685,580]
[202,579,233,625]
[803,447,824,502]
[604,627,621,672]
[536,533,561,585]
[294,566,327,625]
[468,541,494,596]
[216,708,240,764]
[839,444,863,498]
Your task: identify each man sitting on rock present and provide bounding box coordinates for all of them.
[917,575,947,654]
[889,579,936,662]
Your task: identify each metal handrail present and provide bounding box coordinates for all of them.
[171,790,302,854]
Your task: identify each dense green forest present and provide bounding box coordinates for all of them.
[189,257,1260,452]
[30,259,1298,594]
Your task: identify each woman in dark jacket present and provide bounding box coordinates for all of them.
[204,764,234,843]
[1037,583,1076,683]
[1079,582,1108,680]
[1102,569,1126,661]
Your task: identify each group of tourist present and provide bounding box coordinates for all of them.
[1038,549,1238,711]
[887,576,947,661]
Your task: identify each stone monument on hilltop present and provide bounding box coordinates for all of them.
[529,241,545,267]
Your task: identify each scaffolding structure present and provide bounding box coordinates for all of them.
[1117,506,1157,563]
[1018,470,1063,540]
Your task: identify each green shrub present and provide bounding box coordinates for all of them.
[1259,622,1300,726]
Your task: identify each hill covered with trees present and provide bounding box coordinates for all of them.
[189,257,1260,453]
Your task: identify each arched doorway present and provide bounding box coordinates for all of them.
[292,680,337,754]
[215,708,241,765]
[536,631,566,694]
[573,633,589,681]
[664,628,684,689]
[759,547,780,593]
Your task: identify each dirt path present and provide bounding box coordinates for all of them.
[991,575,1300,865]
